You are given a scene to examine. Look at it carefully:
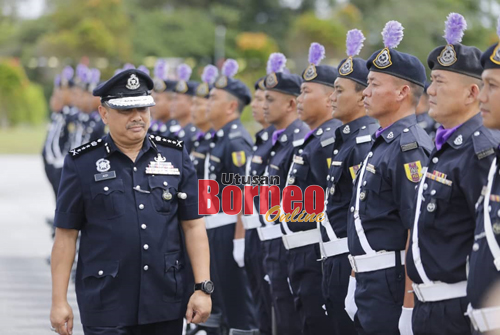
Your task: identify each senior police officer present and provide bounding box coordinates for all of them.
[258,52,307,335]
[345,21,433,335]
[322,30,378,335]
[50,68,212,335]
[279,42,341,334]
[205,59,257,334]
[406,13,500,335]
[466,18,500,335]
[240,76,274,335]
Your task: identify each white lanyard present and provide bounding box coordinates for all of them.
[483,158,500,271]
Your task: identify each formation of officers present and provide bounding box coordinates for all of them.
[47,11,500,335]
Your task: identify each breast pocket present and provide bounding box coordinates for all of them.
[359,172,391,216]
[294,161,310,183]
[148,176,179,215]
[163,251,185,302]
[81,261,120,311]
[423,182,453,229]
[329,165,345,201]
[89,179,125,220]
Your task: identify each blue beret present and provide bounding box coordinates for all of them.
[175,80,198,96]
[264,72,302,96]
[428,44,482,79]
[302,64,338,88]
[154,79,177,93]
[481,42,500,70]
[93,69,155,110]
[214,75,252,105]
[338,57,369,87]
[367,48,427,87]
[254,76,266,91]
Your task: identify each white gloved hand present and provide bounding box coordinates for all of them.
[232,238,245,268]
[398,307,413,335]
[344,276,358,321]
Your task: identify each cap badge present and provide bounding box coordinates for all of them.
[215,75,227,88]
[126,74,141,90]
[196,83,209,97]
[176,80,188,93]
[339,57,354,76]
[303,64,318,81]
[258,79,266,90]
[373,48,392,69]
[154,78,166,93]
[265,73,278,88]
[490,44,500,65]
[437,44,457,67]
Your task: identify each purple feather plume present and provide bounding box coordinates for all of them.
[382,21,404,49]
[444,13,467,45]
[308,43,325,65]
[138,65,150,76]
[202,65,218,84]
[62,66,74,81]
[346,29,365,57]
[76,64,89,83]
[54,74,61,87]
[222,59,239,77]
[123,63,135,70]
[90,69,101,84]
[266,53,287,74]
[177,64,192,81]
[154,59,167,80]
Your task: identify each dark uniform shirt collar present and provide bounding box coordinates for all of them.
[376,114,417,143]
[256,125,275,144]
[274,118,304,148]
[445,112,482,150]
[336,115,375,142]
[214,118,242,140]
[104,133,157,158]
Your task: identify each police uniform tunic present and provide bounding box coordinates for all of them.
[406,113,500,334]
[204,118,256,330]
[321,116,378,334]
[54,133,201,327]
[260,118,308,335]
[243,125,275,335]
[347,114,433,334]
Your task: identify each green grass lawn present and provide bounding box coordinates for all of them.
[0,125,46,154]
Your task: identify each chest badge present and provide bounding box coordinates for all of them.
[96,158,111,172]
[145,154,180,175]
[454,135,463,146]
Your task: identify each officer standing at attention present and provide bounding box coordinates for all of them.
[241,76,274,335]
[345,21,433,335]
[190,64,218,180]
[205,59,257,334]
[406,13,500,335]
[171,63,200,154]
[280,42,340,334]
[466,17,500,334]
[151,59,181,137]
[322,29,378,335]
[258,52,307,335]
[49,69,212,335]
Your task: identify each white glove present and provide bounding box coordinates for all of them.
[344,276,358,321]
[398,307,413,335]
[232,238,245,268]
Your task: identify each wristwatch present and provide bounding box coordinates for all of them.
[194,280,214,295]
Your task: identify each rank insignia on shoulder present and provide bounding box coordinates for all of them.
[69,138,104,157]
[232,151,246,167]
[356,135,372,144]
[401,142,419,152]
[149,134,183,150]
[404,161,423,183]
[477,148,495,160]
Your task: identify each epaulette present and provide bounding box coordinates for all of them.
[473,127,500,160]
[400,125,422,152]
[320,126,337,147]
[356,123,378,145]
[69,138,104,157]
[292,126,309,147]
[149,134,184,150]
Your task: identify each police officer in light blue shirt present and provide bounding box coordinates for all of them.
[50,69,212,335]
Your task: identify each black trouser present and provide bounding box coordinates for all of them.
[354,253,404,335]
[83,319,183,335]
[244,229,273,335]
[261,238,302,335]
[286,244,334,335]
[322,253,356,335]
[208,224,256,330]
[412,296,471,335]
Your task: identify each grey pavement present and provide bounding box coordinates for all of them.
[0,155,83,335]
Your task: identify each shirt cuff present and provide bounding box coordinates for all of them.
[54,211,84,230]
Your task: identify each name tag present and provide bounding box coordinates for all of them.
[94,171,116,182]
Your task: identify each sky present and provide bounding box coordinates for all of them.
[13,0,46,19]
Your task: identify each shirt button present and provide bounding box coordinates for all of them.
[252,170,257,175]
[361,126,367,130]
[98,270,103,276]
[431,190,436,195]
[474,131,480,137]
[472,243,479,251]
[333,150,339,155]
[327,175,330,181]
[423,183,428,190]
[163,181,168,186]
[103,186,109,191]
[403,128,409,133]
[432,157,439,164]
[497,210,500,218]
[141,224,147,230]
[368,152,373,158]
[210,143,215,148]
[210,166,215,171]
[299,149,303,154]
[139,204,144,210]
[489,206,492,213]
[133,167,137,172]
[293,169,297,173]
[350,206,355,213]
[143,244,149,250]
[363,181,367,186]
[271,151,275,156]
[144,265,149,271]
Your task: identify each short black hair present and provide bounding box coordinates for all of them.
[354,82,366,93]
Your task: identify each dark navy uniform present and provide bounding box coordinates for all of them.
[280,119,341,333]
[321,116,378,334]
[54,133,200,328]
[190,130,213,180]
[242,125,275,335]
[406,114,499,334]
[347,115,433,334]
[204,118,257,331]
[259,119,308,335]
